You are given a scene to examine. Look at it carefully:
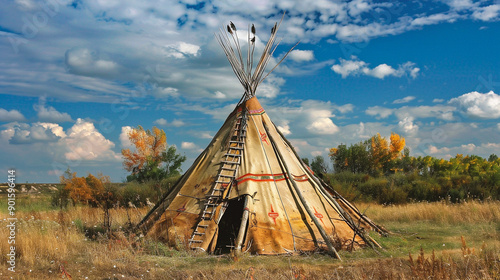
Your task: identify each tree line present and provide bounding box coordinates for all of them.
[309,133,500,204]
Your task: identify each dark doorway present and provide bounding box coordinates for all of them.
[215,198,245,254]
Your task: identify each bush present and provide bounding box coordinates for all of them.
[50,184,70,209]
[120,175,181,207]
[121,181,158,208]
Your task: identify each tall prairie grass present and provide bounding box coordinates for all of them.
[358,200,500,224]
[0,200,498,279]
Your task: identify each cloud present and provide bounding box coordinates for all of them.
[472,4,500,21]
[65,48,120,78]
[398,117,419,135]
[331,57,367,78]
[63,119,119,161]
[449,91,500,119]
[9,122,65,144]
[277,121,291,136]
[307,117,339,135]
[433,98,445,103]
[288,50,314,62]
[154,118,168,126]
[166,42,201,58]
[119,126,133,148]
[154,87,180,98]
[331,56,420,79]
[1,119,118,166]
[394,105,456,121]
[153,118,185,127]
[33,97,72,123]
[393,96,416,104]
[366,106,393,119]
[181,141,197,149]
[410,12,461,27]
[444,0,476,11]
[427,142,500,159]
[214,91,226,99]
[366,104,456,121]
[268,99,345,137]
[0,108,25,122]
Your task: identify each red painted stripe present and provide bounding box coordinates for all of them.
[237,178,287,184]
[236,173,285,180]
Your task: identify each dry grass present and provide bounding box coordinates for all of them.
[358,200,500,224]
[0,200,498,279]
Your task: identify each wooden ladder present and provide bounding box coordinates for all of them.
[189,109,248,250]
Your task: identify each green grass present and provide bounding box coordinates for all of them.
[0,193,57,213]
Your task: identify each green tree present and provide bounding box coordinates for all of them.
[311,156,328,177]
[122,126,186,183]
[488,154,498,162]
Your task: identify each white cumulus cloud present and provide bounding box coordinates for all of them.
[472,4,500,21]
[365,106,393,119]
[288,50,314,62]
[307,118,339,135]
[9,122,65,144]
[63,119,118,161]
[119,126,134,148]
[33,97,72,123]
[181,141,197,149]
[331,56,420,79]
[0,108,26,122]
[398,117,419,135]
[449,91,500,119]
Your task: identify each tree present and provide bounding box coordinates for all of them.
[370,133,406,175]
[122,126,186,183]
[330,144,349,173]
[488,154,499,162]
[310,156,328,177]
[62,171,119,232]
[52,168,74,208]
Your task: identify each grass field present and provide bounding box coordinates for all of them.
[1,192,499,279]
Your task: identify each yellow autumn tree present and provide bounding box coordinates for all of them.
[370,132,406,174]
[121,126,186,183]
[122,126,167,174]
[389,132,405,159]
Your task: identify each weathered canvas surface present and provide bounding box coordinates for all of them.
[142,97,366,254]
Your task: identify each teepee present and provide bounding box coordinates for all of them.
[138,18,387,258]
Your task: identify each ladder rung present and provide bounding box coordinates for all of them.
[221,161,239,164]
[229,141,244,144]
[215,180,231,184]
[229,147,244,150]
[193,232,205,235]
[213,188,225,191]
[205,203,218,206]
[221,167,237,171]
[224,153,242,157]
[189,239,203,243]
[218,174,235,178]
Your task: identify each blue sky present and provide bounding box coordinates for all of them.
[1,0,500,183]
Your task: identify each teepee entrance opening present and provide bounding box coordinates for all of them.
[214,198,246,254]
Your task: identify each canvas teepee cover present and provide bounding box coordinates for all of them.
[138,19,386,257]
